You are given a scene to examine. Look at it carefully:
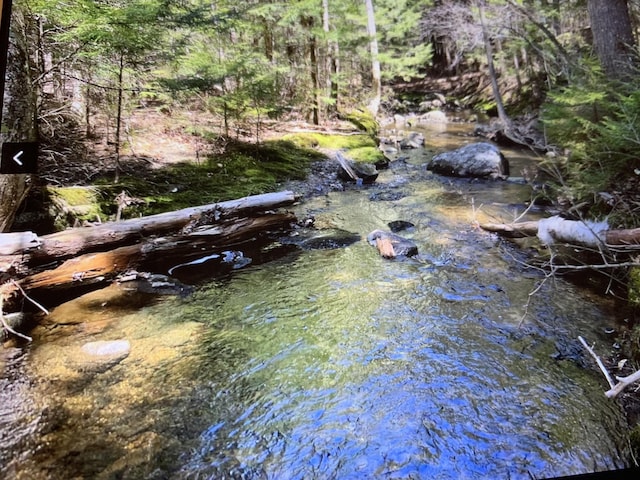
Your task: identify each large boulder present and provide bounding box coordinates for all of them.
[427,142,509,179]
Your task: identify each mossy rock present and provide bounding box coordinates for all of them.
[344,110,379,136]
[348,146,388,168]
[47,186,105,229]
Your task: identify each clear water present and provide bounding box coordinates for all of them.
[0,123,630,479]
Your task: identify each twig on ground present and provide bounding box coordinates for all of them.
[606,369,640,399]
[10,280,49,315]
[0,295,32,342]
[578,336,616,389]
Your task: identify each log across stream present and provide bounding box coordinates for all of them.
[0,191,298,312]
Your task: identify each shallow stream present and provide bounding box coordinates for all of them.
[0,121,631,479]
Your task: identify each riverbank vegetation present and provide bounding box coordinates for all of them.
[3,0,640,455]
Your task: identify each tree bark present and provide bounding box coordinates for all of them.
[477,0,509,126]
[364,0,381,116]
[0,5,37,232]
[322,0,339,116]
[587,0,635,79]
[114,52,124,183]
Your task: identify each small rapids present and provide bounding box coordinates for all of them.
[0,122,632,479]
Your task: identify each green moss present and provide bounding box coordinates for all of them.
[344,110,379,136]
[629,267,640,308]
[348,146,386,164]
[47,186,105,228]
[92,138,325,218]
[282,132,376,150]
[49,186,97,206]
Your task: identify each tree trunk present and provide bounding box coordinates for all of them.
[309,29,320,125]
[587,0,635,79]
[0,5,37,232]
[322,0,339,116]
[114,52,124,183]
[364,0,381,116]
[477,0,509,126]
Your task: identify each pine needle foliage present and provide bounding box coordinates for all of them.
[541,60,640,224]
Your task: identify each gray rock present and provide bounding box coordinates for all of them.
[427,142,509,179]
[76,339,131,373]
[419,110,447,124]
[367,229,418,258]
[399,132,425,149]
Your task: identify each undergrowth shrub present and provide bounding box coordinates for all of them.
[541,61,640,227]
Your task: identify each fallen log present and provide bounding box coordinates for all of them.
[480,216,640,247]
[2,212,296,312]
[0,190,297,263]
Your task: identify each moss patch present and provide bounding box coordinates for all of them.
[92,139,325,219]
[344,110,379,136]
[348,146,386,164]
[47,186,105,228]
[282,132,376,150]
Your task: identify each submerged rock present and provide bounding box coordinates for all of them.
[427,142,509,179]
[388,220,415,233]
[399,132,425,150]
[282,228,361,250]
[74,339,131,373]
[119,272,195,297]
[81,339,131,358]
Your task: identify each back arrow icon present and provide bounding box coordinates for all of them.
[13,151,23,166]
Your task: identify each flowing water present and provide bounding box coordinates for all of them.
[0,121,632,479]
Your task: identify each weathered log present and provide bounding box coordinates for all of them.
[479,221,542,238]
[3,212,296,312]
[0,190,297,262]
[480,217,640,247]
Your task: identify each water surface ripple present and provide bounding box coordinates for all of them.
[0,124,630,479]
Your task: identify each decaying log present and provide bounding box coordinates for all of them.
[478,220,540,239]
[0,191,298,314]
[376,237,396,259]
[367,229,418,258]
[480,216,640,247]
[0,190,296,262]
[2,212,296,312]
